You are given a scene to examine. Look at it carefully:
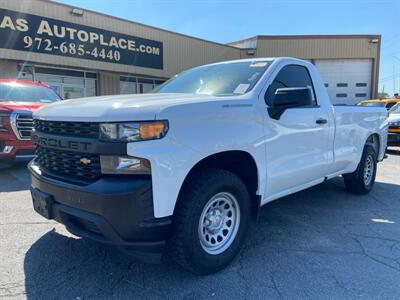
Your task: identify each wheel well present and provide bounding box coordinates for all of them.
[178,151,260,219]
[366,133,380,159]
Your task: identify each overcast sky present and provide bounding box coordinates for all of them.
[56,0,400,96]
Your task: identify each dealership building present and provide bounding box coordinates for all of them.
[0,0,381,104]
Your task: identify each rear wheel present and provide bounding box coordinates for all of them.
[170,168,251,274]
[343,145,377,194]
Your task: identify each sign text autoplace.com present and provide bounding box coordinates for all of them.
[0,8,163,69]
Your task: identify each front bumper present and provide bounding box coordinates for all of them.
[388,132,400,146]
[29,161,172,263]
[0,134,35,162]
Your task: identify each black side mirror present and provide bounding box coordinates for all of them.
[268,87,313,119]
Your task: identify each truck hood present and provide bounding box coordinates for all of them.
[0,101,47,113]
[33,93,231,122]
[388,113,400,123]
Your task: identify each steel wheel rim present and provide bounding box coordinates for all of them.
[198,192,240,255]
[363,155,374,186]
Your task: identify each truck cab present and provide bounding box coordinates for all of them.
[0,80,61,167]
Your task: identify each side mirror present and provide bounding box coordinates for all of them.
[268,87,313,119]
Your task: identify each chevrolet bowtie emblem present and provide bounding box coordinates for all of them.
[80,157,91,165]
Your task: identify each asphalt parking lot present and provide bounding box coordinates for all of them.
[1,150,400,300]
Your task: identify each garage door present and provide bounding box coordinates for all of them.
[314,59,372,105]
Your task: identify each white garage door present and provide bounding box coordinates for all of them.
[314,59,372,105]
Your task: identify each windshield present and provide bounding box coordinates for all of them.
[389,103,400,114]
[154,61,270,96]
[358,102,385,107]
[0,82,61,103]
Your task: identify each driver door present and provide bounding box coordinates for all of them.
[263,64,332,198]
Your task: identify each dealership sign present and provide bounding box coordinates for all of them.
[0,8,163,69]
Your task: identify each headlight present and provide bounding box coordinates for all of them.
[389,121,400,127]
[100,155,151,174]
[100,121,168,142]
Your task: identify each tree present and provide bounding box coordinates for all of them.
[377,91,390,99]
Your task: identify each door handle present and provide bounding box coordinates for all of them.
[316,118,327,125]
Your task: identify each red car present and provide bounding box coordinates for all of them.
[0,79,61,168]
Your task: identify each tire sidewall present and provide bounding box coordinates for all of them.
[359,146,377,191]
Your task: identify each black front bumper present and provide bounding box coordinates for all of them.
[29,161,172,263]
[388,133,400,146]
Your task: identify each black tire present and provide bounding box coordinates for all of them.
[169,168,251,275]
[343,145,377,194]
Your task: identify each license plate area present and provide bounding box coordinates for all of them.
[31,188,54,219]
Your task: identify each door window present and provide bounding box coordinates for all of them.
[265,65,317,106]
[386,102,397,109]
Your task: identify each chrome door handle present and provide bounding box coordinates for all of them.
[316,118,327,125]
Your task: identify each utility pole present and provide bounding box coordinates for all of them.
[394,65,396,95]
[393,56,400,95]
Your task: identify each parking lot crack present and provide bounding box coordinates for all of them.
[269,272,283,299]
[367,193,389,207]
[352,234,400,244]
[353,237,400,273]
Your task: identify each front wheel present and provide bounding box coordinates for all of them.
[169,168,251,274]
[343,145,377,194]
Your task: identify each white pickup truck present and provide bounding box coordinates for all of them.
[29,57,388,274]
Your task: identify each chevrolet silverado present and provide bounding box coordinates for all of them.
[29,57,388,274]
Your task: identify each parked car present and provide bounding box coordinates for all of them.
[0,80,61,168]
[388,103,400,146]
[357,98,400,110]
[29,57,388,274]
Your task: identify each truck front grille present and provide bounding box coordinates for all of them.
[12,113,34,140]
[35,145,101,184]
[33,120,99,138]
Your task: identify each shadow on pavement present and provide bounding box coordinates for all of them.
[0,163,30,193]
[23,178,400,299]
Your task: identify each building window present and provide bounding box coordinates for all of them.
[138,78,155,94]
[336,83,348,87]
[336,93,347,98]
[355,93,367,97]
[120,76,166,94]
[324,83,329,87]
[356,83,367,87]
[155,80,165,87]
[120,76,137,94]
[18,65,34,81]
[18,65,97,99]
